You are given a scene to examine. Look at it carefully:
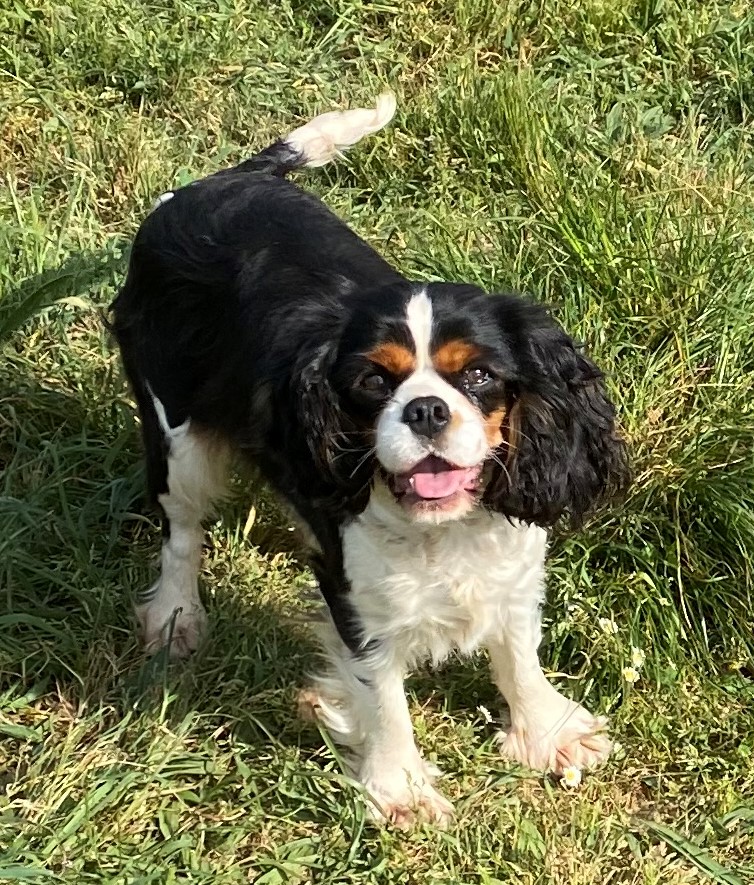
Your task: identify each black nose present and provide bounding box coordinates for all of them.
[402,396,451,439]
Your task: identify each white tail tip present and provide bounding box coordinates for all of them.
[285,92,397,168]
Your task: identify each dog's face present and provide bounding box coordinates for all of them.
[299,282,629,526]
[333,285,516,523]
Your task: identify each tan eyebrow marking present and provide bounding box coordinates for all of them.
[432,340,481,375]
[366,342,416,376]
[484,405,508,447]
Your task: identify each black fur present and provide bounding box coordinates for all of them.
[482,296,630,526]
[111,145,628,652]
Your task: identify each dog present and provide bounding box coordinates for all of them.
[111,94,629,827]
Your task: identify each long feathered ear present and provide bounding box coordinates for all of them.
[294,344,374,513]
[484,301,630,527]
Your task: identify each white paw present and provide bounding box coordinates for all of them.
[362,767,455,830]
[298,687,453,828]
[499,700,611,774]
[136,590,207,659]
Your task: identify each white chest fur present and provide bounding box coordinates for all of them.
[341,486,548,668]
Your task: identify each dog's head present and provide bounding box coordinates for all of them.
[297,282,629,525]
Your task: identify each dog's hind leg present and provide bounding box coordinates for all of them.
[135,389,229,659]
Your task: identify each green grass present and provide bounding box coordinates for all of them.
[2,0,754,881]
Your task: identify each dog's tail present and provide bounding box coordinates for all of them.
[235,92,397,177]
[149,94,396,211]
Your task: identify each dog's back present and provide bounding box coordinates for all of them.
[111,95,401,460]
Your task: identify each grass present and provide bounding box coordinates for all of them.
[1,0,753,881]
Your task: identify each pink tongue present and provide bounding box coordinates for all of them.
[412,469,469,499]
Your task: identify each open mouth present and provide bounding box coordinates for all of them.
[389,455,483,503]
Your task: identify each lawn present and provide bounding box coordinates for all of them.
[2,0,754,881]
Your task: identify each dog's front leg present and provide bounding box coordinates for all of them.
[486,594,612,774]
[300,627,453,828]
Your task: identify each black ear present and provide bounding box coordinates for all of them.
[294,344,374,514]
[484,301,630,527]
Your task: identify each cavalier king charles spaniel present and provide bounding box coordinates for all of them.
[111,94,629,827]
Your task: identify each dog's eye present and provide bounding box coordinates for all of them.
[464,367,493,389]
[360,372,388,392]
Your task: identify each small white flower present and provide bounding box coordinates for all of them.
[598,617,619,635]
[477,704,493,724]
[561,766,582,788]
[631,647,646,668]
[658,597,672,607]
[97,86,122,103]
[622,666,640,684]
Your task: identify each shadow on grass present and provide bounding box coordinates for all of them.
[1,366,491,765]
[1,249,514,773]
[0,374,495,767]
[0,241,129,345]
[0,375,319,728]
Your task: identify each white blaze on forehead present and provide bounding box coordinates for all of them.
[375,285,489,479]
[405,289,433,370]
